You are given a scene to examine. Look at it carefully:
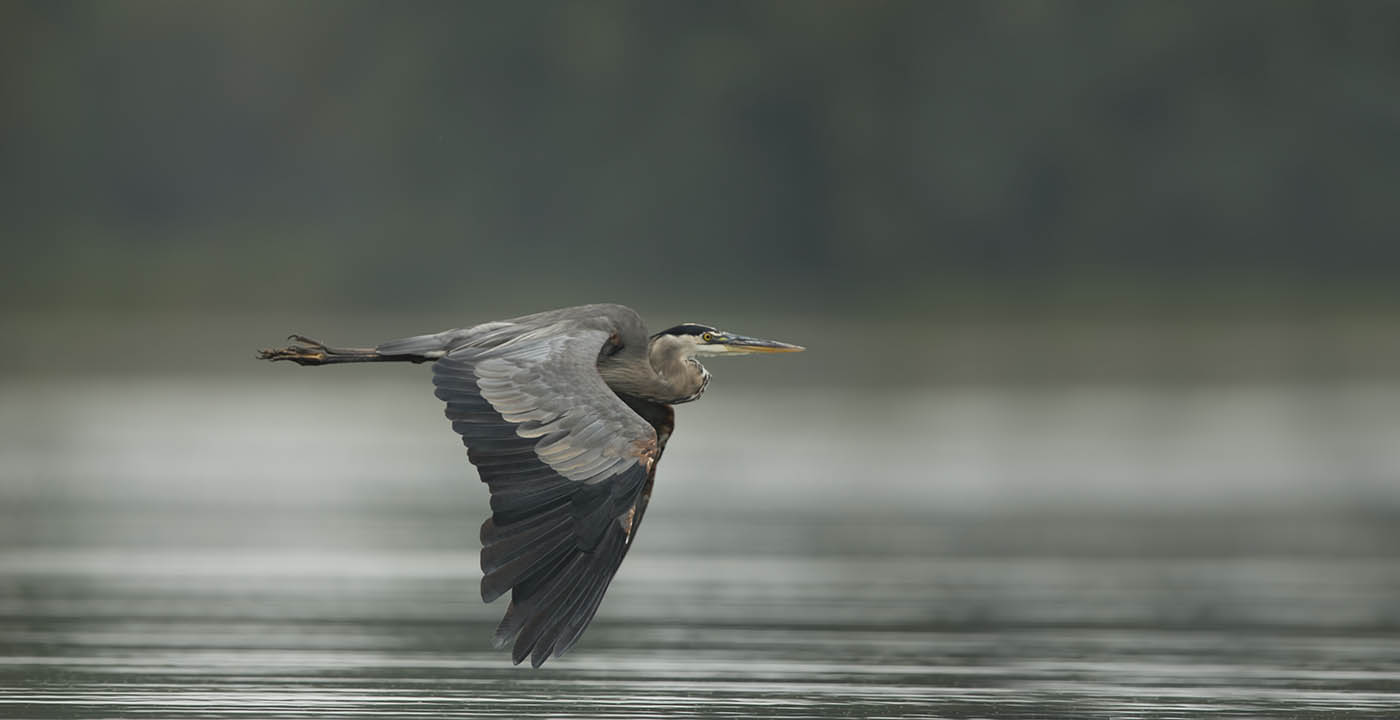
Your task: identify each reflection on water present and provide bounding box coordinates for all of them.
[1,376,1399,717]
[2,516,1399,718]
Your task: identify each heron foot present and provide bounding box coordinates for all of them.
[257,337,330,365]
[258,334,383,366]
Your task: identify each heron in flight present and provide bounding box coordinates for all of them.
[258,304,803,667]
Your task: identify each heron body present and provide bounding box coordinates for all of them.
[259,303,802,667]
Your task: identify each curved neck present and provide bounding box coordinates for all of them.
[597,334,709,405]
[644,335,709,404]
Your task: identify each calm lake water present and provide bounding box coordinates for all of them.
[2,376,1399,717]
[2,511,1398,718]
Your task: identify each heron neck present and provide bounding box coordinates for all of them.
[619,336,708,404]
[650,352,709,405]
[593,339,703,405]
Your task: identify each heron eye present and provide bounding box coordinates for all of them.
[701,332,714,342]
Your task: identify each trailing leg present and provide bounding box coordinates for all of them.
[258,334,432,366]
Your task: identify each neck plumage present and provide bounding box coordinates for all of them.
[598,335,710,405]
[647,337,709,404]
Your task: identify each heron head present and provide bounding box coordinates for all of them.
[650,323,805,357]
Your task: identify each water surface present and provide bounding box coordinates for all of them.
[2,377,1398,717]
[2,512,1398,719]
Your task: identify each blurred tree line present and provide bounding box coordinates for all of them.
[2,1,1398,318]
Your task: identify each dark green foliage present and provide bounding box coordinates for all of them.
[3,1,1397,313]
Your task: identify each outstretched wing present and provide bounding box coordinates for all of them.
[430,319,661,667]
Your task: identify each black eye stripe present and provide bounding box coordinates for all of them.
[652,323,717,339]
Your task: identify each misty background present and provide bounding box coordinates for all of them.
[2,0,1399,534]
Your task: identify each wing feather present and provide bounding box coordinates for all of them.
[430,316,661,666]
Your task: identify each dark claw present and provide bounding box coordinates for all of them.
[288,334,325,348]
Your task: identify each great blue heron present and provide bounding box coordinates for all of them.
[258,303,803,667]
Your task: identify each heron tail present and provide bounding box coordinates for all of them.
[258,334,435,366]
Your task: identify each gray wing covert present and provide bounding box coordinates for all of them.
[431,320,660,667]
